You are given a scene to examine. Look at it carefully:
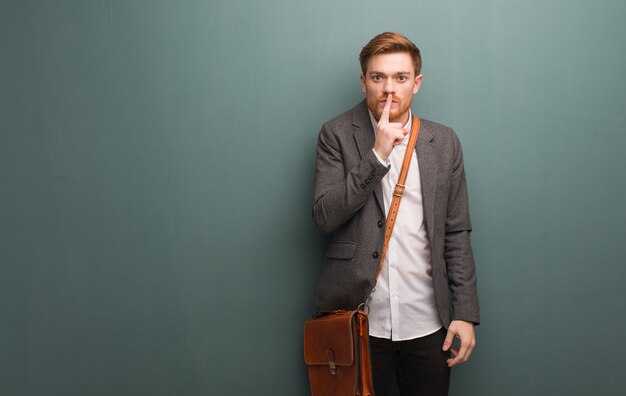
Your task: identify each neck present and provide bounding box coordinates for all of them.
[392,111,411,125]
[389,109,411,125]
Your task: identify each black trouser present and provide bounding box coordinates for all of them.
[369,327,451,396]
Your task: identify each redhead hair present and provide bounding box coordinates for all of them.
[359,32,422,76]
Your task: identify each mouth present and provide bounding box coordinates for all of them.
[379,97,398,103]
[379,100,398,108]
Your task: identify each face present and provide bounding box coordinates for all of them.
[360,52,423,124]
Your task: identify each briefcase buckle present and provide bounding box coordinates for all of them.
[326,350,337,375]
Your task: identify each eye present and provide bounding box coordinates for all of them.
[372,75,382,81]
[397,75,408,82]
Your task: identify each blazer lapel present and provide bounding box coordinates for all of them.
[352,101,385,213]
[416,121,437,239]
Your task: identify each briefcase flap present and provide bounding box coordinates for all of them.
[304,311,357,367]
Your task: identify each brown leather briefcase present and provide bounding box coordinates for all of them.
[304,307,374,396]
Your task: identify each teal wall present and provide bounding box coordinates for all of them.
[2,1,625,395]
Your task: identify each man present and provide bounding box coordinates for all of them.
[311,32,479,395]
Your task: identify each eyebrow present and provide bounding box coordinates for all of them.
[369,71,411,75]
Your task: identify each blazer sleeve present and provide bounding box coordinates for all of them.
[444,132,480,325]
[312,122,388,234]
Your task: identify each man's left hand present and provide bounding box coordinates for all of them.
[442,320,476,367]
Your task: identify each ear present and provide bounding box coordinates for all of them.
[412,74,424,94]
[360,73,366,93]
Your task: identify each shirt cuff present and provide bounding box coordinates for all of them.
[372,148,390,167]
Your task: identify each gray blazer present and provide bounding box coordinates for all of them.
[312,100,480,328]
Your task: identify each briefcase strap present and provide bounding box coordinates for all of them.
[374,116,421,283]
[357,311,375,396]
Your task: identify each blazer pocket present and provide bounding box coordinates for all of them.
[325,241,357,260]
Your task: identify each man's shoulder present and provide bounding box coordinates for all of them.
[420,118,454,134]
[321,100,368,132]
[419,118,462,145]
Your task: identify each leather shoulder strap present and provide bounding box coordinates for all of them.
[373,115,420,283]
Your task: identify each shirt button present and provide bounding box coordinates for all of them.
[377,220,383,228]
[372,251,379,259]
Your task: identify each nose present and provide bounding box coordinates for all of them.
[383,78,395,95]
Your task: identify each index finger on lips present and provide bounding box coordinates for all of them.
[380,94,392,123]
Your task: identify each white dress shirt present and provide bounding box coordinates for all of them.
[367,110,443,341]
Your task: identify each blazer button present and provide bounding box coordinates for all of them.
[377,220,383,228]
[372,251,379,259]
[360,184,365,189]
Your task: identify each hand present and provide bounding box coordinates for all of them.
[373,94,408,161]
[442,320,476,367]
